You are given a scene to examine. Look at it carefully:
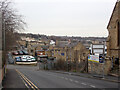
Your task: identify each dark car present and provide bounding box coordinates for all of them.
[17,50,24,55]
[12,51,19,55]
[22,50,29,55]
[15,57,21,62]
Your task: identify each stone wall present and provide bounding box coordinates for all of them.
[88,59,112,75]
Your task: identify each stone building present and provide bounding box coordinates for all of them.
[106,0,120,74]
[49,41,89,72]
[87,0,120,76]
[68,42,89,72]
[107,0,120,58]
[67,42,89,62]
[50,42,89,62]
[27,41,50,56]
[49,44,66,61]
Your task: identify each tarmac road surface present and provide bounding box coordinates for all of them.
[3,65,119,89]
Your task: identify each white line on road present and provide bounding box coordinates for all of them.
[81,83,87,85]
[75,81,79,83]
[65,78,68,80]
[90,85,96,88]
[69,79,73,82]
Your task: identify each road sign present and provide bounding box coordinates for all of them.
[88,55,99,63]
[99,55,104,63]
[61,53,64,56]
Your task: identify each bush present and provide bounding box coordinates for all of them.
[56,59,67,70]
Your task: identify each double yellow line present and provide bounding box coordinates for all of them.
[15,69,39,90]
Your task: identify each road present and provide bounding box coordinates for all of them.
[7,65,118,89]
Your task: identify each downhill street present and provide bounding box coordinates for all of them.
[4,65,119,89]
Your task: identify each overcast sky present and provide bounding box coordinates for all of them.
[13,0,116,37]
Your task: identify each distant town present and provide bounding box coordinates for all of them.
[12,33,107,72]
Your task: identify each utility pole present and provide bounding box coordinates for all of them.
[2,10,6,79]
[0,10,3,89]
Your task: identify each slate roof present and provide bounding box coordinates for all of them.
[55,41,79,48]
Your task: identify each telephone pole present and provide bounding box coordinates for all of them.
[0,10,3,89]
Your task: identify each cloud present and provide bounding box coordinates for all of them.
[13,0,116,3]
[13,0,116,37]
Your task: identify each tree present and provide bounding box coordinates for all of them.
[0,0,26,67]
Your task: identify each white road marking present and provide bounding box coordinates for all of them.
[81,83,87,85]
[61,77,64,79]
[65,78,68,80]
[90,85,96,88]
[69,79,73,82]
[75,81,79,83]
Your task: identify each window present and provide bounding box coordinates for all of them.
[31,49,33,52]
[117,22,120,46]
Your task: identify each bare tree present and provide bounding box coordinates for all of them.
[0,0,26,66]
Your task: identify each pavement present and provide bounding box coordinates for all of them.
[2,69,26,89]
[2,64,119,89]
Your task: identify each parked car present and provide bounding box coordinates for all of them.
[17,50,24,55]
[29,56,36,61]
[22,50,29,55]
[16,55,37,65]
[12,51,18,55]
[21,56,28,61]
[15,57,21,62]
[20,55,36,62]
[26,56,32,61]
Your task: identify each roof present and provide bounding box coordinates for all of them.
[117,0,120,2]
[107,2,118,29]
[67,42,78,48]
[55,41,69,48]
[55,41,79,48]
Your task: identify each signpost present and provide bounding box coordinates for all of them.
[88,55,99,63]
[0,11,2,89]
[91,44,105,55]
